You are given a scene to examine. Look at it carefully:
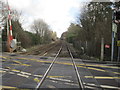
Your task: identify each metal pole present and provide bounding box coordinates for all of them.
[117,47,120,62]
[6,0,10,52]
[6,0,13,52]
[101,37,104,61]
[111,7,115,62]
[111,31,114,62]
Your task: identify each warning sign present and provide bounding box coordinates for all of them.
[112,23,117,33]
[10,39,17,51]
[117,40,120,47]
[105,45,110,48]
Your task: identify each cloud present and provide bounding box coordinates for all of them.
[7,0,82,37]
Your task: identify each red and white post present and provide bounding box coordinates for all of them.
[7,1,13,52]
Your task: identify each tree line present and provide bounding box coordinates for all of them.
[65,1,119,61]
[1,1,57,50]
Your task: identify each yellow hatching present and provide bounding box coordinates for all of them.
[34,78,40,83]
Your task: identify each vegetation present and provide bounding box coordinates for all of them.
[1,1,57,49]
[31,19,57,44]
[66,1,119,60]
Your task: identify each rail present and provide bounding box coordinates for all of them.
[35,43,85,89]
[67,45,84,90]
[35,46,62,89]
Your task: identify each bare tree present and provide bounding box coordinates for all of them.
[31,19,56,44]
[31,19,49,37]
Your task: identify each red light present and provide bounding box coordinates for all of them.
[105,45,110,48]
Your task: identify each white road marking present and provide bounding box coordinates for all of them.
[100,84,120,89]
[49,77,73,83]
[85,86,99,89]
[17,73,29,78]
[20,71,32,75]
[47,85,56,88]
[64,82,78,86]
[2,68,9,71]
[34,74,42,77]
[9,72,15,74]
[84,83,120,89]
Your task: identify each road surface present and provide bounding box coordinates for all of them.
[0,41,120,89]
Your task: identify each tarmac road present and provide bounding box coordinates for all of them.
[0,52,120,89]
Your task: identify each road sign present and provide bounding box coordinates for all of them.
[117,40,120,47]
[10,39,17,51]
[105,45,110,48]
[112,23,117,33]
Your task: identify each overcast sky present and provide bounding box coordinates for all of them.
[1,0,89,37]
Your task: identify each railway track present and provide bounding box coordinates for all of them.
[2,41,119,89]
[24,41,62,56]
[32,41,104,89]
[7,41,101,89]
[35,42,87,89]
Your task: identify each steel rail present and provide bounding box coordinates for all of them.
[35,46,62,89]
[40,42,60,56]
[67,45,84,90]
[25,41,59,55]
